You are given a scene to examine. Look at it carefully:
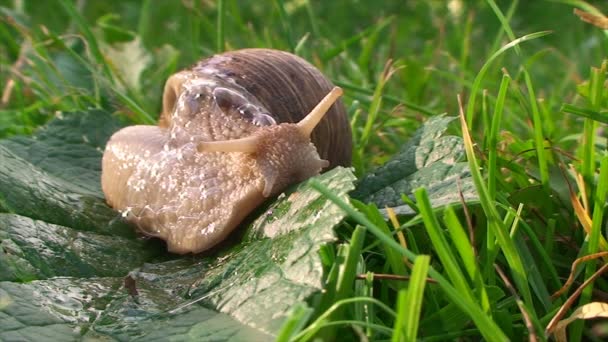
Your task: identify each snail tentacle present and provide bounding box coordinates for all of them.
[196,135,260,153]
[297,87,344,137]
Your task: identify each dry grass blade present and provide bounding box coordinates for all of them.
[572,165,590,212]
[1,18,32,106]
[495,265,538,342]
[386,207,408,249]
[546,264,608,335]
[574,8,608,29]
[457,180,476,256]
[568,166,608,250]
[386,207,411,267]
[1,45,28,105]
[551,252,608,300]
[554,302,608,342]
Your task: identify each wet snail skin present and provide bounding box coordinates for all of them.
[101,49,352,254]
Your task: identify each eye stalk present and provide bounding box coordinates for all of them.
[196,87,343,154]
[296,87,343,137]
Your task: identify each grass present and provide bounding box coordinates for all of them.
[1,0,608,340]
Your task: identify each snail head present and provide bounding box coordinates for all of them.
[196,87,343,197]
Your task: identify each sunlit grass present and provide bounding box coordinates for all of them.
[1,0,607,340]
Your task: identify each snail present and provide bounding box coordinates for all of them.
[101,48,352,254]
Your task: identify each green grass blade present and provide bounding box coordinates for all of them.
[316,247,340,316]
[334,80,436,115]
[58,0,114,83]
[306,320,394,337]
[488,0,519,56]
[354,62,399,172]
[294,33,310,56]
[273,0,295,51]
[458,99,536,317]
[216,0,225,52]
[487,0,522,55]
[396,255,431,342]
[488,74,511,200]
[337,226,366,298]
[569,156,608,341]
[294,297,397,341]
[459,11,474,78]
[584,62,606,180]
[310,180,508,341]
[359,273,375,338]
[321,17,393,62]
[591,156,608,251]
[276,303,313,342]
[481,90,490,148]
[353,201,408,278]
[415,188,476,303]
[315,226,366,340]
[523,69,550,187]
[443,206,491,313]
[304,0,320,38]
[48,35,154,124]
[486,0,553,187]
[562,104,608,124]
[494,203,562,292]
[465,30,551,126]
[391,279,409,341]
[137,0,152,43]
[484,71,508,283]
[548,0,607,15]
[579,155,608,305]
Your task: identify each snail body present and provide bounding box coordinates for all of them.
[101,49,351,254]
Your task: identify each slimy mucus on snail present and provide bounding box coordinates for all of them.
[101,48,352,254]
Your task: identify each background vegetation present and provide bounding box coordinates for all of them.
[1,0,607,341]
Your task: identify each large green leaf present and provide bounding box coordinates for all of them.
[351,115,478,214]
[0,110,355,340]
[0,110,131,236]
[0,214,160,282]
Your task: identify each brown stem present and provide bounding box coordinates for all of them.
[355,273,438,284]
[495,264,538,342]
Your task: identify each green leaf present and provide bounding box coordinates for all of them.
[0,278,119,341]
[351,114,477,215]
[0,214,160,281]
[0,110,132,236]
[0,109,356,340]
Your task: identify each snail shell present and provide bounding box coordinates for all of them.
[101,48,352,254]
